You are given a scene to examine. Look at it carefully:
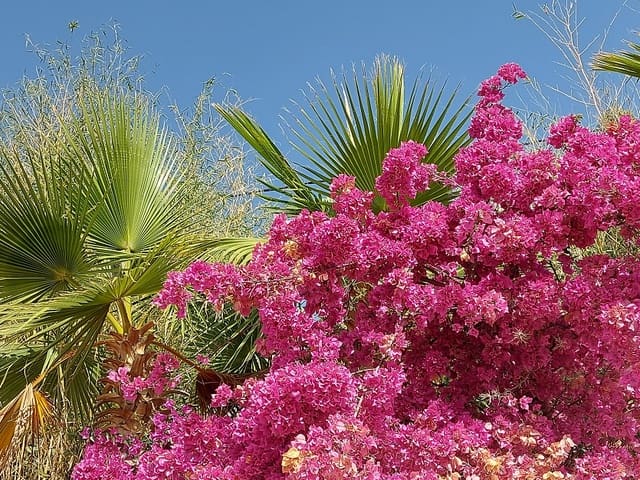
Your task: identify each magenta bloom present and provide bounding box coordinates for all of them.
[74,64,640,478]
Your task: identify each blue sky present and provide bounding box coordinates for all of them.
[1,1,639,150]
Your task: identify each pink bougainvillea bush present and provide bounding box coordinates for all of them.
[73,64,640,479]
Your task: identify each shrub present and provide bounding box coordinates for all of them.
[74,64,640,479]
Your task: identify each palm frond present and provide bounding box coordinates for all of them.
[0,288,112,419]
[216,55,471,215]
[65,92,193,257]
[178,303,266,375]
[187,237,263,265]
[0,383,54,466]
[214,105,327,214]
[592,42,640,79]
[0,145,93,302]
[291,56,470,210]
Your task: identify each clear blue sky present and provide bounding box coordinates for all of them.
[1,1,639,150]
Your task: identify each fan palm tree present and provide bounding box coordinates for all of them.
[215,55,472,214]
[0,87,261,462]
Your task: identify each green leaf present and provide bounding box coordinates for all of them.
[592,42,640,79]
[214,105,326,214]
[216,55,471,215]
[188,236,262,265]
[180,304,267,374]
[64,93,193,257]
[0,146,93,302]
[0,88,198,423]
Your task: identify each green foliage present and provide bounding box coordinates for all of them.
[216,55,471,214]
[0,88,190,420]
[0,24,266,467]
[593,40,640,79]
[179,304,267,374]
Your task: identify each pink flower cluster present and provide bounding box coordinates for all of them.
[375,141,433,210]
[74,64,640,478]
[104,353,180,403]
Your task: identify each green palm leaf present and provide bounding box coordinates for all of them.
[66,94,192,257]
[178,303,266,374]
[188,237,263,265]
[0,89,199,430]
[0,146,93,302]
[0,269,153,420]
[592,41,640,79]
[216,55,471,214]
[0,346,48,406]
[214,106,326,215]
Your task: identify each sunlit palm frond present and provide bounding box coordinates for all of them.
[188,237,263,265]
[0,145,93,302]
[216,55,471,215]
[0,346,48,408]
[291,55,470,211]
[0,88,201,426]
[65,92,193,258]
[592,41,640,79]
[0,383,54,467]
[0,285,128,426]
[214,105,326,215]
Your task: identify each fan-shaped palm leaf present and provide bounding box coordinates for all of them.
[0,89,205,453]
[69,94,192,258]
[216,55,471,214]
[0,383,54,468]
[0,146,93,302]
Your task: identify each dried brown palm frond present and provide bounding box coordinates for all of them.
[94,319,273,433]
[0,414,79,480]
[0,382,54,469]
[93,322,170,434]
[195,368,251,413]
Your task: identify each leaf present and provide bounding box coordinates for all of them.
[64,92,194,257]
[189,237,263,265]
[181,304,266,374]
[512,4,526,20]
[214,105,326,214]
[0,383,55,466]
[592,42,640,79]
[216,55,471,215]
[0,144,93,302]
